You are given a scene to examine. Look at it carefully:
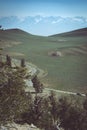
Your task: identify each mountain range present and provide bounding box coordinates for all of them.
[0,15,87,36]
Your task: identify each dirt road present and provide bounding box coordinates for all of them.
[45,88,86,97]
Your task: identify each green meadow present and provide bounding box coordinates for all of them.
[0,28,87,93]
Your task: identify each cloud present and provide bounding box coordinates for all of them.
[17,16,26,22]
[71,17,85,22]
[34,17,42,23]
[52,18,63,24]
[0,15,87,36]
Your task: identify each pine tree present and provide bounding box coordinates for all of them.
[0,65,31,126]
[21,58,25,67]
[6,55,11,67]
[32,75,43,93]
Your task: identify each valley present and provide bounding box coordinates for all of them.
[0,28,87,93]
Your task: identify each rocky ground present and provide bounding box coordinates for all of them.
[0,123,40,130]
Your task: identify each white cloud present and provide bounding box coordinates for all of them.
[72,17,84,22]
[52,18,63,24]
[0,15,87,36]
[17,16,26,22]
[34,17,42,24]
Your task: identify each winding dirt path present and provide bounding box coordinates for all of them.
[12,58,47,78]
[45,88,85,97]
[12,58,85,97]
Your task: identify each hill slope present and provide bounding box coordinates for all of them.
[0,28,33,41]
[0,28,87,93]
[0,28,43,49]
[50,28,87,37]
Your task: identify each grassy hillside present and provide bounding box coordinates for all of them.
[0,28,87,93]
[50,27,87,37]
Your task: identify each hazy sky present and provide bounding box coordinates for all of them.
[0,0,87,35]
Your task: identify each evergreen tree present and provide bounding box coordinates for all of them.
[0,65,32,126]
[48,91,60,127]
[32,75,43,93]
[21,58,25,67]
[6,55,11,67]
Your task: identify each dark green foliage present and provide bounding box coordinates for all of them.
[21,95,53,130]
[58,96,87,130]
[6,55,11,67]
[20,92,61,130]
[20,93,87,130]
[83,96,87,110]
[21,58,25,67]
[60,105,82,130]
[48,91,60,125]
[0,58,87,129]
[0,48,3,51]
[32,75,43,93]
[0,65,32,126]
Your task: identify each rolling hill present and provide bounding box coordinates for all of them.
[0,28,87,93]
[50,27,87,37]
[0,28,33,41]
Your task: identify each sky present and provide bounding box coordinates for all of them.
[0,0,87,35]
